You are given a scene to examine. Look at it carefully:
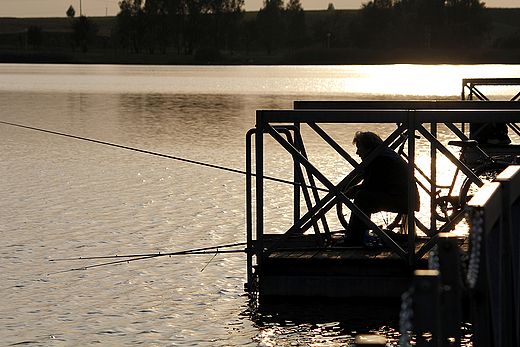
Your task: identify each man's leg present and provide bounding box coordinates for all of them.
[345,190,406,245]
[345,190,378,245]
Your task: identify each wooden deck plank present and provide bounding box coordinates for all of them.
[298,250,320,259]
[312,249,347,259]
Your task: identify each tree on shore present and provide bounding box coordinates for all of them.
[67,5,76,18]
[256,0,284,54]
[241,18,258,56]
[113,0,244,55]
[210,0,245,53]
[284,0,307,50]
[103,0,497,60]
[116,0,147,54]
[350,0,490,50]
[71,16,99,52]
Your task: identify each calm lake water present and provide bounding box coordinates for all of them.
[2,63,520,346]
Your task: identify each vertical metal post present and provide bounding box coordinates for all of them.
[294,122,301,225]
[437,233,462,346]
[494,167,520,346]
[500,178,515,347]
[408,110,416,266]
[245,129,254,290]
[255,111,264,267]
[513,195,520,344]
[467,206,493,347]
[431,122,437,235]
[412,269,441,347]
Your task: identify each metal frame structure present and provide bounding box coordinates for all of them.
[462,78,520,101]
[246,101,520,293]
[406,165,520,347]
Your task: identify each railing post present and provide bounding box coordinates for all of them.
[430,122,437,235]
[412,269,442,346]
[293,122,301,225]
[437,233,462,346]
[466,206,493,347]
[255,111,264,267]
[408,110,416,266]
[494,165,520,346]
[467,182,502,347]
[246,129,254,291]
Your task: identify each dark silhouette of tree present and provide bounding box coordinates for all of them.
[116,0,147,53]
[145,0,184,54]
[27,26,43,50]
[354,0,394,48]
[443,0,490,48]
[312,6,353,48]
[284,0,307,50]
[391,0,445,48]
[210,0,244,53]
[241,18,258,56]
[351,0,490,50]
[256,0,284,54]
[67,5,76,18]
[142,0,171,54]
[181,0,211,54]
[71,16,99,52]
[112,0,245,56]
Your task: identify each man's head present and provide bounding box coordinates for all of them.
[352,131,383,160]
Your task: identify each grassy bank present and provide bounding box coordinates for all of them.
[1,46,519,65]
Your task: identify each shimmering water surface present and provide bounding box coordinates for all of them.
[2,64,520,346]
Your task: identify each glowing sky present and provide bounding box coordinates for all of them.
[0,0,517,18]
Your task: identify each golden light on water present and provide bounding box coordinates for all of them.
[356,65,466,97]
[304,64,520,98]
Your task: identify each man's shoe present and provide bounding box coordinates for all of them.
[364,230,383,248]
[336,234,363,247]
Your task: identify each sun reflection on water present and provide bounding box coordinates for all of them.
[306,64,520,98]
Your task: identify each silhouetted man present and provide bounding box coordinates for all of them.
[342,131,419,246]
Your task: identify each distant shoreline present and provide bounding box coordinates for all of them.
[1,47,519,66]
[1,8,519,65]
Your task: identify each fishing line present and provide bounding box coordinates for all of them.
[0,120,328,192]
[200,249,219,272]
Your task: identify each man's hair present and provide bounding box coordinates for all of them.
[352,131,383,149]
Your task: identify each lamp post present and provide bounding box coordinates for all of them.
[80,0,82,16]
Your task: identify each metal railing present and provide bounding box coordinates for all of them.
[401,165,520,347]
[246,101,520,290]
[462,78,520,101]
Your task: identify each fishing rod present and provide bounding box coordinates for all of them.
[47,248,248,276]
[0,120,329,192]
[49,242,247,261]
[47,241,360,275]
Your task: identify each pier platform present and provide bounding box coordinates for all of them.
[255,234,465,299]
[246,100,520,302]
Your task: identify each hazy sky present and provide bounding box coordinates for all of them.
[1,0,518,18]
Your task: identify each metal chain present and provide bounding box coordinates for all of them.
[466,208,484,289]
[399,287,414,347]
